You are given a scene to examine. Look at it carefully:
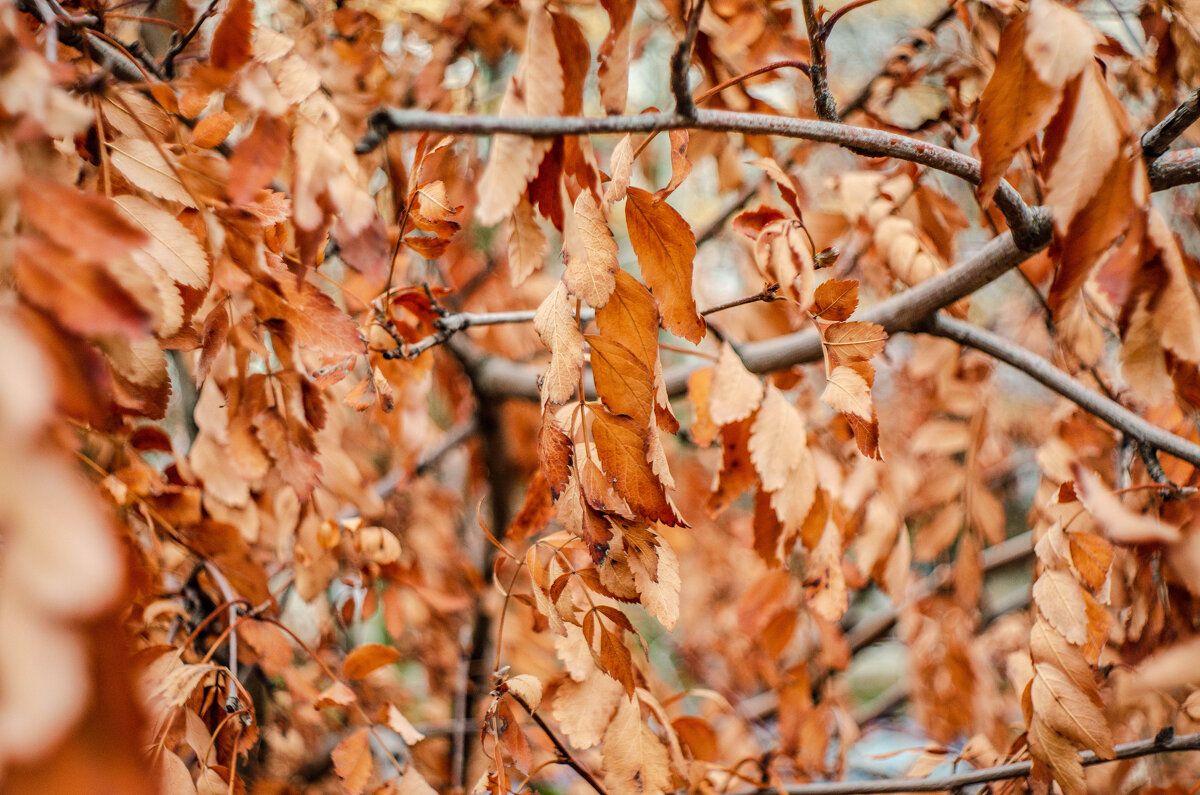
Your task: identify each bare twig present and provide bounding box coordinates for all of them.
[162,0,220,77]
[922,313,1200,469]
[801,0,839,121]
[511,694,610,795]
[357,107,1036,239]
[715,730,1200,794]
[204,564,241,707]
[701,284,782,315]
[671,0,707,119]
[1142,88,1200,160]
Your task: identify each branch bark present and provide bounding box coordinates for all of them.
[670,0,706,119]
[716,730,1200,795]
[357,107,1035,237]
[1142,89,1200,159]
[922,313,1200,468]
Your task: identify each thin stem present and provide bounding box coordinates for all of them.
[821,0,887,38]
[700,284,782,316]
[694,60,811,106]
[510,693,610,795]
[205,563,241,704]
[162,0,219,77]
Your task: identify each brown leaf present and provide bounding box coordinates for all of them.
[1031,662,1114,757]
[598,0,635,114]
[588,334,654,426]
[14,238,151,339]
[754,219,815,307]
[706,418,757,517]
[654,129,692,200]
[108,137,195,208]
[810,279,859,321]
[190,111,235,148]
[821,365,873,420]
[343,644,401,679]
[602,697,671,795]
[625,187,704,343]
[538,406,574,498]
[552,672,623,748]
[113,195,210,289]
[595,269,660,370]
[533,282,585,403]
[229,113,288,205]
[565,192,619,307]
[211,0,255,73]
[1033,568,1089,647]
[822,321,887,366]
[1072,465,1181,544]
[975,15,1062,205]
[687,366,719,447]
[18,180,146,259]
[331,728,373,795]
[508,196,547,285]
[590,406,680,525]
[750,387,807,492]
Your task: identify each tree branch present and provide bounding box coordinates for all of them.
[1148,146,1200,191]
[671,0,706,119]
[717,730,1200,794]
[922,313,1200,468]
[1142,88,1200,160]
[801,0,839,122]
[357,107,1035,237]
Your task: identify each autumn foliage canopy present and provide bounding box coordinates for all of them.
[8,0,1200,792]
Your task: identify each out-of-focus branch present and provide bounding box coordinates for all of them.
[715,731,1200,795]
[1147,146,1200,190]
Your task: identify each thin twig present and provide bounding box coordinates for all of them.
[162,0,220,77]
[715,730,1200,794]
[821,0,887,38]
[204,563,241,706]
[1142,88,1200,159]
[922,313,1200,468]
[671,0,707,119]
[701,284,782,316]
[800,0,839,121]
[511,694,610,795]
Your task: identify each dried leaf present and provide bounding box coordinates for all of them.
[108,137,196,207]
[343,643,401,679]
[821,365,873,420]
[750,387,807,492]
[113,195,210,288]
[566,192,619,307]
[708,343,763,426]
[588,334,654,426]
[533,282,585,404]
[331,728,373,795]
[625,187,704,343]
[602,696,671,795]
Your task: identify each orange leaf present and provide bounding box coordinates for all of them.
[211,0,255,73]
[343,643,401,679]
[587,334,654,426]
[595,268,660,370]
[589,406,681,526]
[810,279,859,321]
[331,728,373,795]
[190,111,236,148]
[625,187,704,343]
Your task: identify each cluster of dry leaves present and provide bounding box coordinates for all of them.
[5,0,1200,793]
